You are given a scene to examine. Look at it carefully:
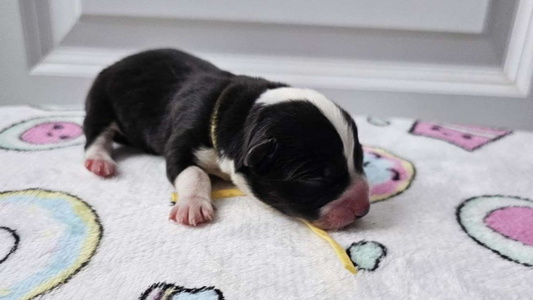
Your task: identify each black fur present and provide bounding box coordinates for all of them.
[84,48,364,221]
[236,101,353,219]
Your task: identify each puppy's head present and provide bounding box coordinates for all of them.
[237,88,370,230]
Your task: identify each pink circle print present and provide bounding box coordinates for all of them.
[21,122,82,145]
[485,206,533,246]
[456,195,533,267]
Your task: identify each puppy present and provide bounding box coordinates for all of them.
[83,49,370,230]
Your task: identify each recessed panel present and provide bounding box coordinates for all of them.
[81,0,490,34]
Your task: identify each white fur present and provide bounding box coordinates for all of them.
[256,87,356,178]
[219,157,256,200]
[84,122,118,162]
[174,166,212,201]
[193,147,230,180]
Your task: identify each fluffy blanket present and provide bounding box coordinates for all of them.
[0,106,531,300]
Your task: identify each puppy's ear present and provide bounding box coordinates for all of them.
[244,138,278,173]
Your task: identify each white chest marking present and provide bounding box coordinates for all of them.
[218,156,256,200]
[193,147,230,180]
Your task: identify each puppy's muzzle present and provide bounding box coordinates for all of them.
[313,179,370,230]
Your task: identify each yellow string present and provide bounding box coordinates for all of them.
[301,220,357,274]
[171,188,357,274]
[171,188,245,203]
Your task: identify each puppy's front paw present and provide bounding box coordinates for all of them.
[169,197,214,226]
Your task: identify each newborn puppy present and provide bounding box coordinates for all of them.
[83,49,370,230]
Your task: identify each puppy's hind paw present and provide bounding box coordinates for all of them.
[85,158,116,178]
[169,197,214,226]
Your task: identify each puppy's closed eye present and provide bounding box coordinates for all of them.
[288,177,333,196]
[300,177,328,187]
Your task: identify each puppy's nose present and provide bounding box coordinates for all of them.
[346,178,370,218]
[355,200,370,218]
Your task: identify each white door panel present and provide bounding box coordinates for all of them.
[81,0,490,34]
[1,0,533,130]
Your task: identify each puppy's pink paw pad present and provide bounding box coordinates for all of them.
[169,200,214,226]
[85,159,116,178]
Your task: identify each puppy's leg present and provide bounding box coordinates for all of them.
[83,73,119,178]
[165,130,215,226]
[169,166,214,226]
[84,123,118,177]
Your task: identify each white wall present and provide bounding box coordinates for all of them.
[1,0,532,130]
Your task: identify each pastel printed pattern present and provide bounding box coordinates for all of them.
[409,121,511,151]
[21,122,81,144]
[140,283,224,300]
[0,189,102,300]
[457,195,533,267]
[485,207,533,246]
[367,117,390,127]
[0,227,19,266]
[30,105,84,112]
[0,116,84,151]
[363,146,415,203]
[347,241,387,271]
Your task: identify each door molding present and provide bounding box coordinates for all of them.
[19,0,533,98]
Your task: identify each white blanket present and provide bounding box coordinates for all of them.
[0,106,532,300]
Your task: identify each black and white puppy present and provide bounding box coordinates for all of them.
[83,49,370,230]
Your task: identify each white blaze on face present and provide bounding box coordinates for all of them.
[256,87,356,179]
